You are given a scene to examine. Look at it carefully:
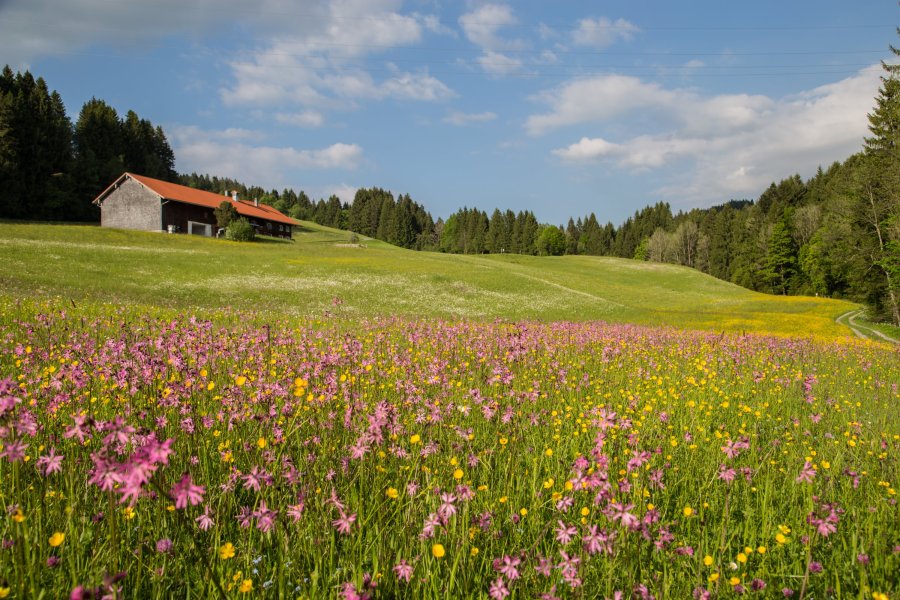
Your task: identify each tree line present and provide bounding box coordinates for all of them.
[0,66,176,221]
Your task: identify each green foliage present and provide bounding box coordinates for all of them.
[536,225,566,256]
[226,217,255,242]
[214,200,239,229]
[632,237,649,260]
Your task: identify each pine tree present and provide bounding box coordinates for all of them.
[859,25,900,324]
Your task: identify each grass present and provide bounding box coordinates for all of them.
[0,222,863,339]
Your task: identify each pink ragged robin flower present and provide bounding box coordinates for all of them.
[169,473,205,509]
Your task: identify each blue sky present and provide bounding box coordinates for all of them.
[2,0,896,225]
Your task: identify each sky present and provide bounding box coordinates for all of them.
[1,0,897,225]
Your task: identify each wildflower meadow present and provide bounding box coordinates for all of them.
[0,299,897,598]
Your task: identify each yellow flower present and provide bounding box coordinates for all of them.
[703,555,714,566]
[737,552,747,564]
[580,507,590,517]
[235,375,247,386]
[453,469,464,480]
[0,587,9,599]
[543,478,554,489]
[11,509,24,523]
[239,579,253,593]
[49,532,65,547]
[219,542,236,560]
[544,448,553,457]
[683,506,694,517]
[499,437,508,446]
[519,508,528,517]
[729,576,740,586]
[410,434,421,444]
[385,487,399,499]
[775,533,788,544]
[778,524,791,534]
[757,546,767,554]
[257,437,267,449]
[708,573,719,583]
[122,506,136,520]
[470,547,479,557]
[432,543,446,558]
[207,381,215,391]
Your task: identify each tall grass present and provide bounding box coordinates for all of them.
[0,298,896,598]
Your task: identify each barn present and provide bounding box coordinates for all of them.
[93,172,299,238]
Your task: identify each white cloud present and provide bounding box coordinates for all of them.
[459,4,520,51]
[222,2,455,108]
[459,3,528,76]
[380,69,455,101]
[171,126,362,187]
[323,183,359,204]
[540,65,883,204]
[526,75,679,135]
[275,111,325,128]
[552,137,622,161]
[477,50,524,76]
[443,110,498,126]
[572,17,638,48]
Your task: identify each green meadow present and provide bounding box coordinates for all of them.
[0,222,871,340]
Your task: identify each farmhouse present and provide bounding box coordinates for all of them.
[93,172,299,238]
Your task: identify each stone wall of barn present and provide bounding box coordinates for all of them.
[100,178,162,231]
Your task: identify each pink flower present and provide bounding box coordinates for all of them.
[494,555,521,580]
[195,507,214,531]
[169,473,205,509]
[393,559,414,583]
[607,502,639,529]
[582,525,612,556]
[332,510,356,535]
[488,577,509,599]
[36,448,64,476]
[555,520,577,545]
[718,464,736,483]
[795,461,816,483]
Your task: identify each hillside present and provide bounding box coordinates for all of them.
[0,221,862,339]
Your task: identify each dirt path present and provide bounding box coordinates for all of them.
[836,309,900,344]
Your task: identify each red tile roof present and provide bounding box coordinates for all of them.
[96,173,301,226]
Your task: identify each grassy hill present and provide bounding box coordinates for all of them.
[0,221,864,339]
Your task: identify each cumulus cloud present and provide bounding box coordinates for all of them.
[171,126,362,187]
[525,75,679,135]
[221,2,455,109]
[443,110,498,126]
[571,17,639,48]
[552,137,621,161]
[539,65,883,204]
[459,4,520,50]
[459,3,526,76]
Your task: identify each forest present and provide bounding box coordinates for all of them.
[1,35,898,324]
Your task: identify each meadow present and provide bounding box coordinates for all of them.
[0,222,871,339]
[0,224,897,598]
